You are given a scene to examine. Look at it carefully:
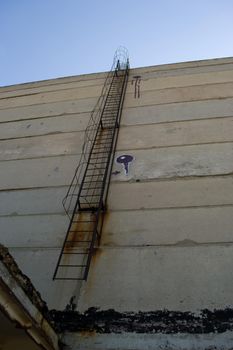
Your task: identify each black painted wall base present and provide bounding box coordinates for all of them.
[49,308,233,334]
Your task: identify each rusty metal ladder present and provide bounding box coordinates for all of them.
[53,53,129,280]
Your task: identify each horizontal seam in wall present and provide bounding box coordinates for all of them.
[0,212,67,218]
[116,140,233,152]
[131,60,233,75]
[1,95,233,124]
[1,116,232,141]
[100,242,233,248]
[124,96,233,110]
[1,204,233,218]
[0,111,90,125]
[0,82,105,101]
[0,73,108,92]
[0,174,232,193]
[125,96,233,109]
[2,67,233,100]
[120,115,233,128]
[0,184,69,192]
[1,81,233,111]
[0,95,98,111]
[110,173,233,185]
[0,140,232,163]
[105,204,233,213]
[7,241,233,250]
[0,152,82,163]
[1,77,233,104]
[8,246,61,250]
[129,70,233,83]
[126,78,233,94]
[129,79,233,94]
[0,129,85,142]
[0,115,232,141]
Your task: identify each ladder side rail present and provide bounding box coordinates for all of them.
[102,66,129,209]
[53,122,103,279]
[62,68,116,215]
[53,68,120,280]
[84,68,129,280]
[99,69,118,129]
[83,210,99,280]
[101,67,129,207]
[76,69,119,204]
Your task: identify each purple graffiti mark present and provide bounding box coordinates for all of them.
[116,155,134,175]
[131,75,141,98]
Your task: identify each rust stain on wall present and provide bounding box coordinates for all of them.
[89,248,103,267]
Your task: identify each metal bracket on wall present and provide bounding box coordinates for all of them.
[53,48,129,280]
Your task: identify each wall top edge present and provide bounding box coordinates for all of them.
[1,56,233,93]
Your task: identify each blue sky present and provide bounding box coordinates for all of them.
[1,0,233,86]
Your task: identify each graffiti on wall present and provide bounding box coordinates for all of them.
[116,154,134,175]
[131,75,141,98]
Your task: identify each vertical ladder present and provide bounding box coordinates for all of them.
[53,54,129,280]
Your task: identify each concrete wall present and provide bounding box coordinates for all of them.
[1,57,233,315]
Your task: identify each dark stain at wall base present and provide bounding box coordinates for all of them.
[49,307,233,334]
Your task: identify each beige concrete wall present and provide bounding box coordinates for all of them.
[1,57,233,312]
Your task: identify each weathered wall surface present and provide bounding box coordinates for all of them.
[1,57,233,316]
[78,57,233,313]
[0,73,106,309]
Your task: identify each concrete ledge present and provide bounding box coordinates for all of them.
[63,331,233,350]
[0,244,60,350]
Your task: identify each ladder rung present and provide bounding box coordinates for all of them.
[89,157,108,161]
[85,174,104,177]
[92,151,111,154]
[93,143,112,147]
[54,277,86,281]
[102,113,117,116]
[106,101,119,104]
[97,133,112,138]
[82,186,103,190]
[79,202,99,205]
[94,141,112,145]
[88,164,107,168]
[78,207,99,212]
[88,161,108,166]
[96,135,114,138]
[101,117,117,121]
[86,167,106,171]
[82,178,104,182]
[71,220,95,223]
[68,229,94,232]
[62,252,89,255]
[66,240,92,243]
[93,145,112,149]
[59,264,87,267]
[83,180,103,186]
[94,141,113,145]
